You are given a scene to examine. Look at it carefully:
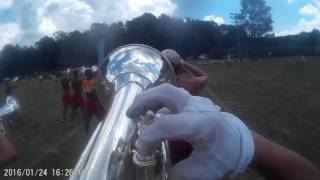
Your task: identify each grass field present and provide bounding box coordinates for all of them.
[1,57,320,180]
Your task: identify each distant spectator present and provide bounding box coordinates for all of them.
[38,74,44,86]
[300,55,306,71]
[227,54,232,68]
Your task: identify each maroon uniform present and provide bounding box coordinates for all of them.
[61,78,71,105]
[71,79,85,109]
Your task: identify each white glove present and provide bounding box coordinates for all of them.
[162,49,184,66]
[127,84,254,180]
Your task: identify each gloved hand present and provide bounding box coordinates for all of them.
[162,49,184,66]
[127,84,254,180]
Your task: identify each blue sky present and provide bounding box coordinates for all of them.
[0,0,319,49]
[173,0,315,33]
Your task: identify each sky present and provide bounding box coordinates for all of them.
[0,0,319,50]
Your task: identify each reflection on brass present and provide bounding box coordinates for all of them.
[0,96,21,135]
[0,96,21,122]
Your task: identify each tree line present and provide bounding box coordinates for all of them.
[0,0,319,79]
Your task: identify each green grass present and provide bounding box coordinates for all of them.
[198,57,320,179]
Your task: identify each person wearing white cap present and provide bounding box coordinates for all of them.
[162,49,208,96]
[127,84,320,180]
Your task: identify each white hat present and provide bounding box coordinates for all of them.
[162,49,183,66]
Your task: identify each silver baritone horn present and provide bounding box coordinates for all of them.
[70,44,175,180]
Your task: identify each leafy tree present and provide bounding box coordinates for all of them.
[35,36,59,71]
[233,0,273,38]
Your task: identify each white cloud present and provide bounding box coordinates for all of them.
[299,3,319,15]
[38,18,58,36]
[36,0,95,36]
[0,23,21,49]
[0,0,177,48]
[87,0,177,24]
[0,0,12,9]
[277,0,320,36]
[203,15,225,25]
